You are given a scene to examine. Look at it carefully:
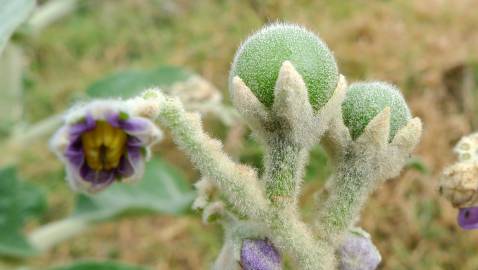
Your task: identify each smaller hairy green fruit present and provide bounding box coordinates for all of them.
[230,23,338,110]
[342,82,411,140]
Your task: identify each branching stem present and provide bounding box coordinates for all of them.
[155,94,269,219]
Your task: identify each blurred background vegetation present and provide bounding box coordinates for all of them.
[2,0,478,269]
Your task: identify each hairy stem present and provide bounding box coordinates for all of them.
[316,152,377,244]
[263,134,307,204]
[156,95,269,219]
[28,217,90,251]
[266,207,335,270]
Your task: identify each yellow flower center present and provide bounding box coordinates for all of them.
[81,121,127,171]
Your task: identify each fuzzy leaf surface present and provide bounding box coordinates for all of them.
[0,0,35,55]
[0,167,46,257]
[73,157,195,222]
[86,65,192,98]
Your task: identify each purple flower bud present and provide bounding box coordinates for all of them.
[337,230,381,270]
[458,207,478,230]
[240,238,282,270]
[50,100,162,193]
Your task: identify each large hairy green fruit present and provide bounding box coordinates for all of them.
[342,82,411,141]
[230,23,338,110]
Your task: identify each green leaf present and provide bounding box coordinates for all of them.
[49,260,147,270]
[28,158,194,252]
[86,66,192,99]
[0,167,46,257]
[74,157,195,222]
[0,0,35,55]
[0,44,24,137]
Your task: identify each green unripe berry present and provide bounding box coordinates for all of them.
[342,82,411,141]
[230,23,339,110]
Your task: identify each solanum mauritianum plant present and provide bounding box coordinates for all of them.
[50,23,422,270]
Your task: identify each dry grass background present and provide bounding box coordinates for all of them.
[8,0,478,269]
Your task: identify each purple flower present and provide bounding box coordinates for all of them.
[50,100,162,193]
[458,207,478,230]
[240,238,282,270]
[337,230,381,270]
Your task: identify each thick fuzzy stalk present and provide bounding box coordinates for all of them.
[154,93,269,219]
[29,217,90,252]
[316,152,377,243]
[263,135,308,203]
[266,206,335,270]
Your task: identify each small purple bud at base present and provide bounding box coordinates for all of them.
[338,231,381,270]
[458,207,478,230]
[240,238,282,270]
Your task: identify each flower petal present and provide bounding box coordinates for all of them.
[79,163,116,192]
[64,159,89,192]
[64,139,84,167]
[107,113,162,145]
[69,114,96,140]
[49,126,70,158]
[127,136,143,148]
[63,149,116,193]
[117,146,145,183]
